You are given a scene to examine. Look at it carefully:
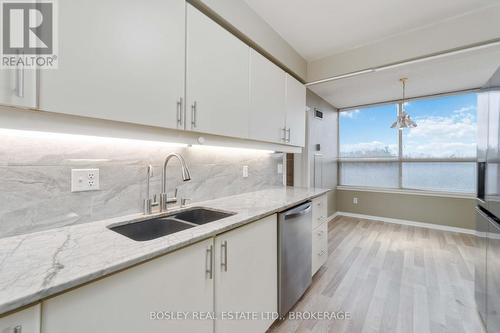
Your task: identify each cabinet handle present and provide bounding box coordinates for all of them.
[281,128,287,142]
[191,101,197,128]
[177,97,183,126]
[206,245,213,279]
[286,128,291,143]
[15,57,24,98]
[317,230,323,236]
[221,241,228,272]
[14,325,22,333]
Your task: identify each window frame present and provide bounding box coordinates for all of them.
[337,90,478,196]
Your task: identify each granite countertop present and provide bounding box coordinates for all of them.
[0,187,329,316]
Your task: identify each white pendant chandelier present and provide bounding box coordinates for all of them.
[391,78,417,130]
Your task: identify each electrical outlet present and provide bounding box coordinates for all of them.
[353,197,358,205]
[277,163,283,174]
[242,165,249,178]
[71,169,100,192]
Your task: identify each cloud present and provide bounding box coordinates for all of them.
[407,115,475,141]
[340,109,360,118]
[453,105,475,115]
[404,111,476,157]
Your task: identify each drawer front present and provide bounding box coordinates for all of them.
[0,304,40,333]
[312,222,328,276]
[312,195,327,229]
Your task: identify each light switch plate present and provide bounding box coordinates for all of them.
[71,169,100,192]
[277,163,283,174]
[242,165,249,178]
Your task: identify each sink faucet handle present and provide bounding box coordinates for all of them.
[151,194,159,207]
[144,165,155,215]
[180,198,191,208]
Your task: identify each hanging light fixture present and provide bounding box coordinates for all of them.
[391,78,417,130]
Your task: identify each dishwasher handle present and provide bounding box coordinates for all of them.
[283,202,312,220]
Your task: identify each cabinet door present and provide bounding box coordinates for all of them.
[186,4,250,138]
[0,304,40,333]
[312,222,328,276]
[0,68,37,108]
[312,195,328,229]
[249,50,286,144]
[39,0,185,129]
[285,74,306,146]
[488,216,500,332]
[214,215,277,333]
[41,239,214,333]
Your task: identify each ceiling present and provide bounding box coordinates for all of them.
[308,44,500,108]
[244,0,500,61]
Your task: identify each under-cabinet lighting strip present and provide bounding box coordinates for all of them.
[0,128,275,154]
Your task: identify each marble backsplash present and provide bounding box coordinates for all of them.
[0,129,284,238]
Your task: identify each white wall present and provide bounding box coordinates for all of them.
[294,90,338,214]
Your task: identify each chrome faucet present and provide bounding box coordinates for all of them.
[160,153,191,212]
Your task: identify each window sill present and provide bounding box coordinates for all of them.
[336,185,476,199]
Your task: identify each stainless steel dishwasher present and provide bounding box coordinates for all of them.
[278,201,312,317]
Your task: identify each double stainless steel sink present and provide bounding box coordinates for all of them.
[109,208,235,241]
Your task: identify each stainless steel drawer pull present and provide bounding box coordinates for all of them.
[206,245,213,279]
[221,241,228,272]
[176,97,183,126]
[16,62,24,98]
[14,325,22,333]
[286,128,291,143]
[191,101,197,128]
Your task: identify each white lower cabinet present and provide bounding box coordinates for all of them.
[312,195,327,230]
[214,214,277,333]
[312,222,328,275]
[312,194,328,276]
[40,215,278,333]
[41,239,214,333]
[0,304,40,333]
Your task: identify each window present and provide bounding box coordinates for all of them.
[402,94,477,158]
[338,92,477,194]
[339,104,398,158]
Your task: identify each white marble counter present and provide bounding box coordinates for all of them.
[0,187,329,315]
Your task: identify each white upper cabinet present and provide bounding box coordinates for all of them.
[186,4,250,139]
[249,50,287,144]
[38,0,186,129]
[285,74,306,147]
[0,68,37,108]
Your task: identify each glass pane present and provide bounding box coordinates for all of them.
[340,162,399,188]
[402,93,477,158]
[339,104,398,158]
[402,162,476,193]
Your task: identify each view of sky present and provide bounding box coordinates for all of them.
[339,92,477,158]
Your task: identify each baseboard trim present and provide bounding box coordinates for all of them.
[333,211,475,235]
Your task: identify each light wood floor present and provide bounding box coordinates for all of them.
[269,216,485,333]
